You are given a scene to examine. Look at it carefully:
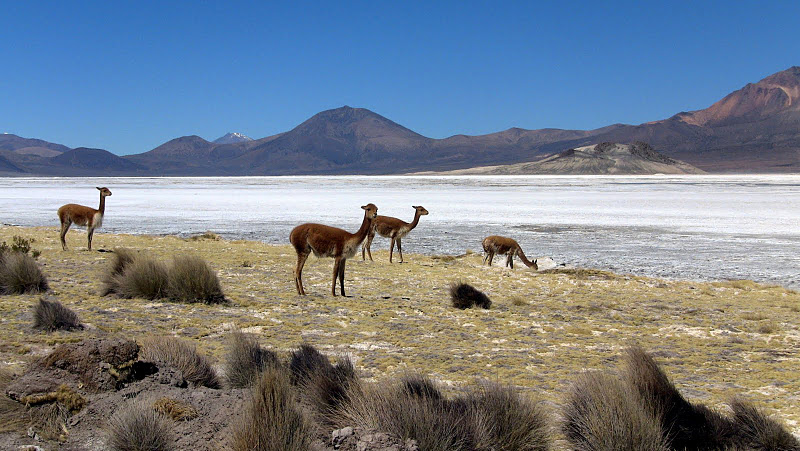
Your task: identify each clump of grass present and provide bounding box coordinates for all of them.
[188,231,221,241]
[230,367,314,451]
[468,381,550,451]
[139,336,220,388]
[166,255,225,304]
[225,330,279,388]
[305,356,359,426]
[33,298,83,331]
[0,367,27,433]
[241,260,253,268]
[101,248,139,296]
[289,343,332,385]
[112,256,170,300]
[449,282,491,309]
[742,311,769,321]
[153,397,199,421]
[106,400,175,451]
[0,252,48,294]
[728,398,800,450]
[562,371,668,451]
[0,235,40,258]
[757,321,779,334]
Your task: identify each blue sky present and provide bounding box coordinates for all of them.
[2,1,798,155]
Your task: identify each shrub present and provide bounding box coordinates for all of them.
[106,400,175,451]
[0,252,48,294]
[112,256,169,300]
[305,356,360,426]
[289,343,333,385]
[152,397,199,421]
[101,248,138,296]
[729,398,800,450]
[622,346,733,449]
[449,282,491,309]
[33,298,82,331]
[139,336,220,388]
[230,367,314,451]
[167,255,225,304]
[0,235,39,258]
[562,371,668,451]
[469,381,550,451]
[401,373,443,400]
[225,330,279,388]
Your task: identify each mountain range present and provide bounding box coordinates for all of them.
[2,66,799,175]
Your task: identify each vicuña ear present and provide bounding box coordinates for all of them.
[412,205,419,208]
[96,186,102,190]
[361,205,368,210]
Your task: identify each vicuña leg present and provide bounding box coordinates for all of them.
[60,221,72,251]
[338,259,347,297]
[331,257,342,296]
[389,237,396,263]
[362,234,374,261]
[295,252,309,295]
[506,253,513,269]
[87,227,95,251]
[487,252,495,266]
[397,238,403,263]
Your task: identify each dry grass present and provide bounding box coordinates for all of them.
[230,366,314,451]
[101,248,138,296]
[166,255,225,304]
[468,381,551,451]
[0,252,48,294]
[139,336,220,388]
[562,371,668,451]
[106,400,175,451]
[110,255,169,300]
[729,398,800,450]
[152,397,199,421]
[224,329,279,388]
[449,281,491,309]
[33,298,83,332]
[0,367,27,434]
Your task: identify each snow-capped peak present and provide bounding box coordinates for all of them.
[213,132,254,144]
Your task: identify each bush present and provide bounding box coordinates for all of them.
[0,252,48,294]
[449,282,491,309]
[562,371,668,451]
[468,381,550,451]
[33,298,83,331]
[225,330,279,388]
[231,367,314,451]
[101,248,138,296]
[139,336,220,388]
[106,400,175,451]
[0,235,40,258]
[112,256,170,300]
[166,255,225,304]
[152,397,199,421]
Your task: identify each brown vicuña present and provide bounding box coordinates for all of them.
[57,187,112,251]
[482,235,538,270]
[362,205,428,263]
[290,203,378,296]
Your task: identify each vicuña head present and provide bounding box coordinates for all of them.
[482,235,538,270]
[290,203,378,296]
[57,187,113,251]
[362,204,429,263]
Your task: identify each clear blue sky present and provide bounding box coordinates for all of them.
[2,1,798,155]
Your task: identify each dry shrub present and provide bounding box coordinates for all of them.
[231,367,314,451]
[289,343,332,385]
[139,336,220,388]
[33,298,83,331]
[305,356,359,426]
[101,248,138,296]
[562,372,668,451]
[0,252,48,294]
[728,398,800,450]
[166,255,225,304]
[153,397,199,421]
[112,256,169,300]
[225,330,279,388]
[106,400,175,451]
[622,346,734,449]
[449,282,491,309]
[29,401,71,441]
[469,381,550,451]
[0,367,27,433]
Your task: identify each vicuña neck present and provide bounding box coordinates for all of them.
[408,211,422,230]
[98,194,106,214]
[516,247,536,267]
[354,212,374,241]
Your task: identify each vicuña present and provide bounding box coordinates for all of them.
[482,235,538,270]
[57,187,112,251]
[362,205,429,263]
[290,203,378,296]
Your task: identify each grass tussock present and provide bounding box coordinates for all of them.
[562,372,668,451]
[106,400,175,451]
[153,397,199,421]
[469,381,550,451]
[225,329,279,388]
[103,250,225,304]
[449,282,491,309]
[289,343,333,385]
[33,298,83,331]
[139,336,220,388]
[230,367,314,451]
[538,267,618,280]
[0,251,48,294]
[0,367,27,433]
[167,254,225,304]
[188,231,221,241]
[728,398,800,450]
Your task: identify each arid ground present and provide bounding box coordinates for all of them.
[1,225,799,446]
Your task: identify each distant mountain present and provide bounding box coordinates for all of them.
[4,66,800,175]
[0,153,25,174]
[430,142,704,175]
[42,148,145,175]
[0,133,70,157]
[213,132,253,144]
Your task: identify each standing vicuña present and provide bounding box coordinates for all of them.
[58,187,112,251]
[482,235,538,270]
[290,203,378,296]
[362,205,429,263]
